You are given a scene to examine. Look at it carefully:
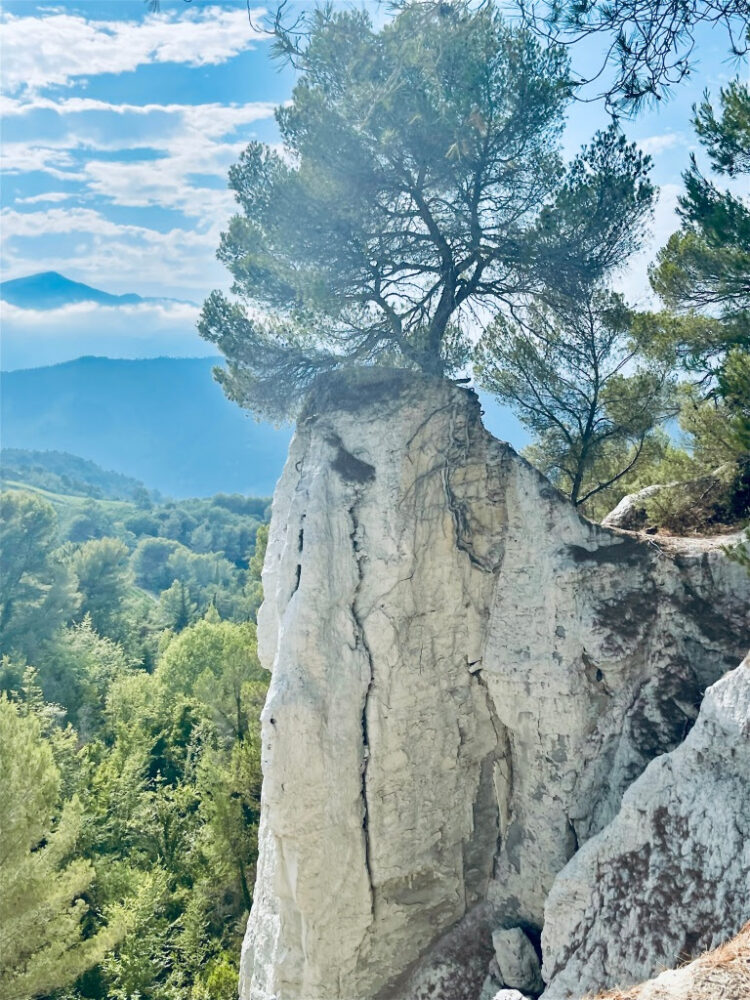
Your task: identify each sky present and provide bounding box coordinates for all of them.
[0,0,748,368]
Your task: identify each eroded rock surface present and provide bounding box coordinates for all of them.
[541,655,750,999]
[240,371,750,1000]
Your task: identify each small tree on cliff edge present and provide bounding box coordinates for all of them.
[475,128,664,510]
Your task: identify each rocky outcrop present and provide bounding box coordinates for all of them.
[541,655,750,999]
[603,464,750,535]
[240,370,750,1000]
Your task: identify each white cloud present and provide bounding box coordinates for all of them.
[1,143,87,180]
[1,6,268,96]
[14,192,75,205]
[2,99,276,215]
[82,154,241,215]
[637,133,684,157]
[0,299,209,370]
[1,207,228,296]
[1,298,200,325]
[0,95,277,138]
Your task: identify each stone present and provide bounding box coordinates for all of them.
[240,370,750,1000]
[541,655,750,999]
[492,992,530,1000]
[601,484,665,530]
[492,928,543,995]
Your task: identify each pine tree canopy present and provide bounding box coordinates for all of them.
[199,2,654,419]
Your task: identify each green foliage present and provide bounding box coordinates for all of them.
[159,580,199,632]
[475,123,665,512]
[632,77,750,527]
[524,0,750,113]
[69,539,132,640]
[133,537,181,591]
[527,125,655,294]
[477,292,672,507]
[646,80,750,400]
[0,492,79,661]
[67,503,116,543]
[200,1,579,417]
[157,619,267,740]
[694,80,750,177]
[0,479,271,1000]
[0,449,157,503]
[49,621,136,738]
[0,697,123,1000]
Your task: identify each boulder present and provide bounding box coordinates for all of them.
[601,484,665,530]
[541,655,750,998]
[491,929,543,995]
[583,921,750,1000]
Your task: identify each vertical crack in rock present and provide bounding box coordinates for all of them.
[441,401,504,575]
[349,495,376,915]
[472,668,508,867]
[325,431,379,929]
[327,432,377,919]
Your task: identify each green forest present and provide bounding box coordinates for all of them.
[1,455,270,1000]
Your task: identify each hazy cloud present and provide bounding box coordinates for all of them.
[0,299,209,370]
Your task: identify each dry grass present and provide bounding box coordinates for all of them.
[584,923,750,1000]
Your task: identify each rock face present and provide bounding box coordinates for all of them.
[240,371,750,1000]
[541,655,750,999]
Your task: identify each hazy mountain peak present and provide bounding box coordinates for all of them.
[0,271,196,311]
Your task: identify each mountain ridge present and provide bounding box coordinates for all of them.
[0,271,196,310]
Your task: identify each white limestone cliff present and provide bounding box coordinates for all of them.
[239,370,750,1000]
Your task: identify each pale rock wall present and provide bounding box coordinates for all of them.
[240,371,750,1000]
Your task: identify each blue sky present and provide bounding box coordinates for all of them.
[0,0,748,369]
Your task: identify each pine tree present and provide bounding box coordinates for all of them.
[0,696,122,1000]
[0,492,78,660]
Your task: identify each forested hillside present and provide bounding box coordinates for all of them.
[1,449,159,502]
[0,358,529,498]
[0,472,271,1000]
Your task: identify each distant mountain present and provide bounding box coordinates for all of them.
[0,449,157,502]
[1,272,207,370]
[1,357,291,498]
[0,271,193,310]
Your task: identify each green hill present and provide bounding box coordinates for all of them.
[0,448,157,501]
